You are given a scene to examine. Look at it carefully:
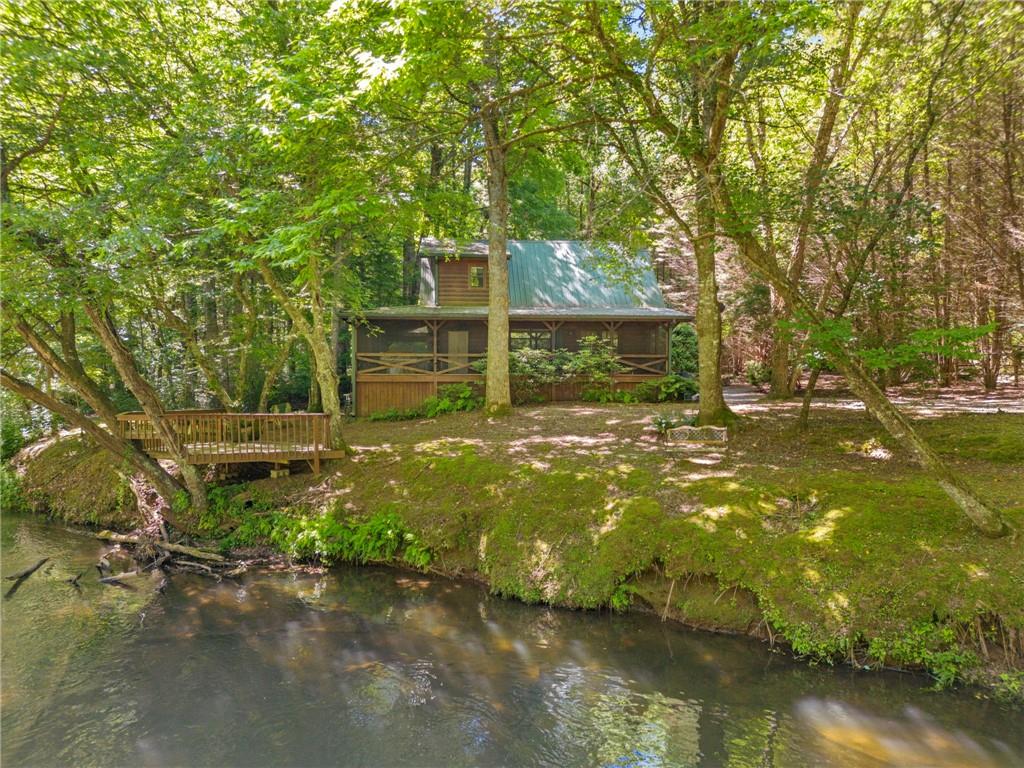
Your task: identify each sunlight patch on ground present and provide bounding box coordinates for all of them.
[413,438,485,456]
[594,500,623,540]
[684,455,723,466]
[962,563,989,580]
[804,508,848,543]
[826,592,850,624]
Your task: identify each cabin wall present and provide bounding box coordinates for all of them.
[353,318,675,416]
[436,258,488,306]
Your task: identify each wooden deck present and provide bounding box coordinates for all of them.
[116,411,345,472]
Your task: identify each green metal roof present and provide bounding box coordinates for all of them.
[505,240,666,310]
[346,240,692,321]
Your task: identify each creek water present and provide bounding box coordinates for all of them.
[1,512,1021,767]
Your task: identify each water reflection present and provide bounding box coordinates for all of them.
[2,514,1020,767]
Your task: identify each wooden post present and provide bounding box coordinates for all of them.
[313,415,322,475]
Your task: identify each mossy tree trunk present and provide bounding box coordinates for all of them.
[258,260,348,451]
[481,104,512,415]
[693,180,732,427]
[85,304,209,515]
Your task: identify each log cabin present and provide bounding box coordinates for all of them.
[347,239,691,416]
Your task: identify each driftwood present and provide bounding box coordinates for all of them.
[5,558,50,581]
[95,531,225,562]
[4,557,51,599]
[99,569,151,584]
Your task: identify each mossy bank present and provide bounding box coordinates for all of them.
[10,401,1024,702]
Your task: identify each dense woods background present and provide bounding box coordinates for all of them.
[1,0,1021,530]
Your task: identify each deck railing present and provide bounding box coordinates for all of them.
[355,351,666,376]
[116,410,332,470]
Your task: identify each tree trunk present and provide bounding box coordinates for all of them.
[258,334,294,413]
[84,304,208,514]
[0,370,189,529]
[308,346,322,412]
[768,325,792,398]
[481,106,512,415]
[13,315,120,427]
[693,179,732,426]
[257,262,348,451]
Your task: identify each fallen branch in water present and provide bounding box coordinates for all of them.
[5,558,50,580]
[95,531,225,562]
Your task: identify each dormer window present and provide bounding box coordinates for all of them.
[468,265,485,289]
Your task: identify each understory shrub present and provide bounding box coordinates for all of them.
[508,347,565,404]
[421,382,484,417]
[270,510,432,568]
[670,324,698,377]
[0,464,27,513]
[477,335,630,405]
[569,335,625,400]
[368,407,423,422]
[634,374,698,403]
[745,361,770,386]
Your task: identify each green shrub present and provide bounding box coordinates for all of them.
[581,387,637,404]
[745,361,770,386]
[0,464,27,514]
[267,510,432,568]
[368,383,482,421]
[670,324,698,377]
[421,382,483,417]
[634,374,698,403]
[1,391,41,462]
[200,483,275,534]
[569,335,625,401]
[508,347,564,404]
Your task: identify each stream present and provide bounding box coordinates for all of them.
[2,512,1021,767]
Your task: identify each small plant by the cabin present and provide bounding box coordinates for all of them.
[634,374,698,403]
[368,383,483,421]
[581,387,638,404]
[368,407,423,422]
[569,335,625,401]
[422,382,484,417]
[670,324,699,377]
[508,347,564,404]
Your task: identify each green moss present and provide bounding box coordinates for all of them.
[20,437,140,529]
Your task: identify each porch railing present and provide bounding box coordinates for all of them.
[355,351,666,376]
[116,411,331,469]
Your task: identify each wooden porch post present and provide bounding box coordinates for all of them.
[350,321,358,417]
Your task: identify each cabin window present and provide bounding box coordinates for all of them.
[510,329,552,351]
[468,265,485,289]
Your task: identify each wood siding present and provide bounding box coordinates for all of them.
[437,259,488,305]
[356,379,436,415]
